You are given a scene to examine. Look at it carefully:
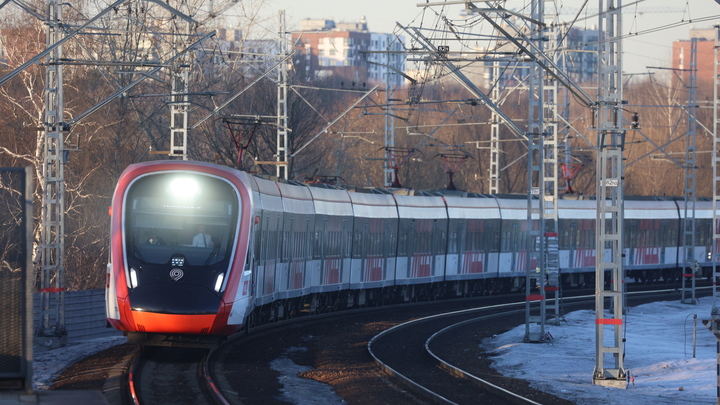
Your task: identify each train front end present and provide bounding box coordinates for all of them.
[106,161,254,346]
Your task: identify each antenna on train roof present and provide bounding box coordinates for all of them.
[382,147,418,188]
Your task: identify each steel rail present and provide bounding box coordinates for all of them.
[369,288,711,405]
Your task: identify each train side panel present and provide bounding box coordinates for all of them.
[348,193,398,290]
[307,187,354,293]
[219,169,256,329]
[276,182,315,299]
[496,198,537,280]
[442,196,501,281]
[557,199,597,275]
[394,195,448,285]
[624,200,679,270]
[696,201,716,266]
[249,176,284,307]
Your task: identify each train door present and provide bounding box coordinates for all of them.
[446,219,464,277]
[462,219,484,275]
[319,216,344,286]
[257,210,281,304]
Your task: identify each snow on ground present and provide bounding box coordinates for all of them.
[32,336,127,390]
[33,298,720,404]
[481,296,720,404]
[270,343,346,405]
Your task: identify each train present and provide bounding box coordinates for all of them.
[105,160,717,346]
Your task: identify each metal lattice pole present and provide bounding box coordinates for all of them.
[276,10,289,179]
[489,60,500,194]
[38,0,67,349]
[593,0,627,387]
[169,0,192,159]
[543,24,562,326]
[681,38,699,305]
[384,64,396,187]
[713,25,720,319]
[524,0,546,343]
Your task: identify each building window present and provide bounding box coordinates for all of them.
[330,49,336,56]
[319,49,325,56]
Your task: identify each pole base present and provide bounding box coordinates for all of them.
[592,377,628,389]
[593,367,629,388]
[34,334,67,352]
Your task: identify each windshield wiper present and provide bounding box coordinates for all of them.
[133,244,147,264]
[203,245,221,266]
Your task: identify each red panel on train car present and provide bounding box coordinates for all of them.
[463,252,483,274]
[365,256,383,281]
[290,260,304,290]
[411,254,432,278]
[324,258,340,284]
[263,260,276,295]
[635,247,660,265]
[574,248,596,267]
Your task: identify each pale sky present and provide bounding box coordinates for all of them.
[270,0,720,75]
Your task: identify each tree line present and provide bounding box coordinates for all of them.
[0,1,710,291]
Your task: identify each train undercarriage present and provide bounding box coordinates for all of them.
[247,265,708,329]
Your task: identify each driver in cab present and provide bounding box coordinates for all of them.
[192,224,213,248]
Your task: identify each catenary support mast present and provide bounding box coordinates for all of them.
[592,0,627,388]
[38,0,67,349]
[276,10,289,179]
[711,23,720,405]
[169,0,192,159]
[489,60,500,194]
[524,0,547,343]
[681,38,699,305]
[713,26,720,318]
[543,24,562,327]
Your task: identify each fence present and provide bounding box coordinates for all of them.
[33,289,122,344]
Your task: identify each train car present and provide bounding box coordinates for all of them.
[106,161,255,346]
[442,195,501,293]
[107,160,718,345]
[557,197,597,288]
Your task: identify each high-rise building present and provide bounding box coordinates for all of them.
[672,28,716,89]
[476,23,598,90]
[292,17,406,87]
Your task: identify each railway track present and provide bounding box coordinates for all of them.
[52,284,703,404]
[368,289,697,405]
[128,346,228,405]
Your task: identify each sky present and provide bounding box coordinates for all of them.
[33,297,720,404]
[269,0,720,75]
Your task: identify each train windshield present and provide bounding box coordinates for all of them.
[124,172,240,267]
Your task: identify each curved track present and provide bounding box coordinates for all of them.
[115,286,703,404]
[369,289,696,405]
[129,346,227,405]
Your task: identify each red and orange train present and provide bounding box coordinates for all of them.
[106,160,714,345]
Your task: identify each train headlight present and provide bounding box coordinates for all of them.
[129,267,139,289]
[214,273,225,292]
[167,177,200,199]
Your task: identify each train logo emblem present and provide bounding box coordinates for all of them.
[169,268,184,281]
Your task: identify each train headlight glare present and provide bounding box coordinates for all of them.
[129,268,138,289]
[168,177,200,198]
[214,273,225,292]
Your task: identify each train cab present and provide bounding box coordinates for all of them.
[106,161,254,346]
